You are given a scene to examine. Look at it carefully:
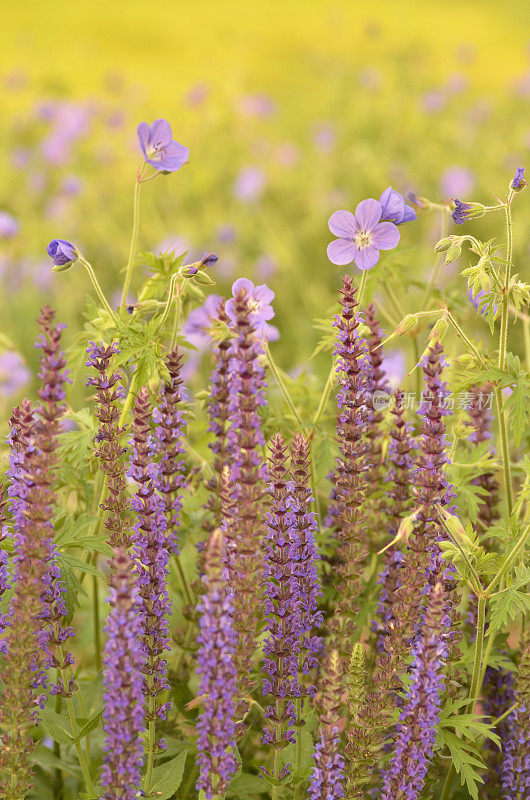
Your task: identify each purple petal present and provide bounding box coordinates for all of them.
[232,277,254,296]
[371,221,400,250]
[379,187,406,223]
[354,198,382,231]
[148,118,172,147]
[401,204,417,223]
[354,245,380,270]
[137,122,150,158]
[327,238,357,266]
[328,210,357,238]
[254,284,275,306]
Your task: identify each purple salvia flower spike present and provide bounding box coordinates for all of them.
[482,666,514,798]
[0,488,11,647]
[307,649,346,800]
[86,341,131,548]
[467,383,500,529]
[206,299,234,531]
[153,347,187,553]
[501,644,530,798]
[381,581,451,800]
[226,285,267,702]
[289,433,322,682]
[328,276,371,667]
[0,402,54,794]
[34,307,75,696]
[196,530,238,799]
[129,388,171,724]
[261,434,302,774]
[101,547,146,799]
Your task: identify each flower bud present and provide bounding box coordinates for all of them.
[511,166,526,191]
[46,239,77,269]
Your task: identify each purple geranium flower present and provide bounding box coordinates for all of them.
[225,278,279,341]
[379,187,417,224]
[137,119,189,173]
[327,199,400,270]
[46,239,77,267]
[512,166,526,190]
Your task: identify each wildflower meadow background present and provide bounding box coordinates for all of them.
[1,2,530,800]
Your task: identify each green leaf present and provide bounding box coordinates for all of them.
[39,708,74,746]
[227,773,268,798]
[74,707,103,742]
[145,751,188,800]
[437,729,485,800]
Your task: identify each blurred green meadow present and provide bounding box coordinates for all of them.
[1,0,529,418]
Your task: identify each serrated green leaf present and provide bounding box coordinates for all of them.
[145,750,187,800]
[39,708,74,746]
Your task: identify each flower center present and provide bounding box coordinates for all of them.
[248,298,261,312]
[354,230,373,250]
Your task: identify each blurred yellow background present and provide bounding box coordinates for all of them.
[4,0,530,103]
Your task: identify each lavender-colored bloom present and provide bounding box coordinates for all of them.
[196,531,238,799]
[153,349,187,554]
[184,294,224,351]
[233,166,267,201]
[255,254,277,280]
[381,582,451,800]
[312,122,336,153]
[225,277,278,341]
[482,666,514,798]
[512,166,526,190]
[137,119,189,173]
[382,350,406,390]
[129,389,171,722]
[101,548,146,800]
[379,187,417,225]
[261,435,302,760]
[0,352,31,397]
[289,434,322,679]
[452,199,473,225]
[501,646,530,798]
[238,93,276,118]
[327,199,400,270]
[440,167,475,198]
[0,211,19,238]
[46,238,77,267]
[308,649,346,800]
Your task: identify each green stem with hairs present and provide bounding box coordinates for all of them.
[121,163,147,306]
[264,344,303,426]
[77,256,120,326]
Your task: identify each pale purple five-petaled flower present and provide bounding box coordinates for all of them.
[225,278,279,341]
[46,239,77,267]
[137,119,189,173]
[327,198,401,270]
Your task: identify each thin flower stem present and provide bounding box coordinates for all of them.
[486,524,530,595]
[264,343,303,426]
[62,682,95,796]
[92,567,101,670]
[121,163,147,306]
[173,551,196,609]
[422,206,449,309]
[170,282,183,349]
[78,256,120,326]
[156,272,180,337]
[144,697,156,795]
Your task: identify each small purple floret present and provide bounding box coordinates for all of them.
[46,239,77,266]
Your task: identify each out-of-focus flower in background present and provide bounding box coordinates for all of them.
[233,167,267,202]
[0,351,31,397]
[0,212,19,239]
[440,167,475,199]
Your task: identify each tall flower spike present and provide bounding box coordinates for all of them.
[374,391,416,648]
[101,548,146,800]
[261,434,301,777]
[328,275,371,666]
[154,346,186,553]
[129,388,171,725]
[86,341,131,548]
[289,433,322,680]
[467,383,500,529]
[364,303,390,503]
[34,307,75,697]
[482,666,514,799]
[0,402,56,796]
[227,286,267,700]
[0,488,10,647]
[381,582,451,800]
[307,649,346,800]
[501,645,530,799]
[196,530,238,799]
[205,298,233,531]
